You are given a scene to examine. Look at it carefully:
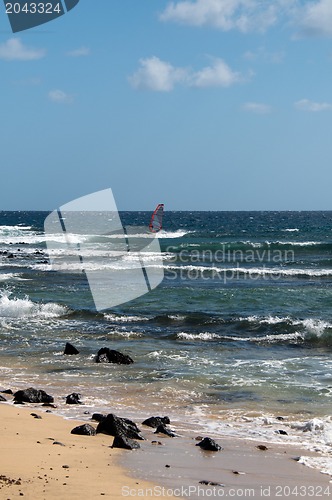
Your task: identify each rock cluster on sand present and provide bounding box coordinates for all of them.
[6,385,226,455]
[154,424,176,437]
[96,414,144,441]
[71,424,96,436]
[196,437,222,451]
[13,388,54,404]
[112,435,141,450]
[142,416,170,428]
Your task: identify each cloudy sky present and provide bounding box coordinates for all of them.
[1,0,332,210]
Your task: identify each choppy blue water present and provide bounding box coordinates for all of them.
[1,211,332,474]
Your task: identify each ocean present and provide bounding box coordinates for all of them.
[1,210,332,476]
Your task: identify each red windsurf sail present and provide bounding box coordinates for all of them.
[149,204,164,233]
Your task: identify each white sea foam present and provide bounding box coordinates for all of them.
[239,315,332,340]
[104,313,149,322]
[0,273,21,282]
[222,332,304,343]
[177,332,220,341]
[0,292,67,319]
[157,229,191,238]
[107,330,143,338]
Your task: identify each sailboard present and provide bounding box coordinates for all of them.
[149,204,164,233]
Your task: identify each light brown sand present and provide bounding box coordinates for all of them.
[0,403,162,499]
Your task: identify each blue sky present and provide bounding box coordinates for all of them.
[1,0,332,210]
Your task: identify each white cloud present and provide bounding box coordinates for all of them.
[160,0,280,33]
[243,102,272,114]
[129,56,188,91]
[191,58,242,87]
[0,38,46,61]
[294,99,332,112]
[129,56,243,92]
[161,0,332,38]
[298,0,332,37]
[48,90,73,104]
[67,47,91,57]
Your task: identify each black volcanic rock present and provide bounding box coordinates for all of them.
[0,395,7,402]
[13,387,54,404]
[112,435,140,450]
[65,393,82,405]
[142,416,170,428]
[196,437,222,451]
[91,413,107,423]
[64,343,79,355]
[154,424,176,437]
[96,414,144,440]
[95,348,134,365]
[71,424,96,436]
[1,389,13,395]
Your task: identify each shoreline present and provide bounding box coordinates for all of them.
[1,399,331,500]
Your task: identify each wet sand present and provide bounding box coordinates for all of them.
[121,426,332,500]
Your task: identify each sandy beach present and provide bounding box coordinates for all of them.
[1,400,331,500]
[0,402,162,499]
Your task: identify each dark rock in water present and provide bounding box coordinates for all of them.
[96,413,144,440]
[66,393,82,405]
[7,253,14,258]
[112,435,140,450]
[71,424,96,436]
[276,429,288,435]
[276,416,285,421]
[95,348,134,365]
[13,387,54,404]
[199,480,224,487]
[154,424,176,437]
[196,437,222,451]
[257,445,268,451]
[1,389,13,395]
[142,416,170,428]
[91,413,107,423]
[64,343,79,355]
[0,395,7,402]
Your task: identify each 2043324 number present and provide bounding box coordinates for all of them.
[5,2,62,14]
[275,485,331,497]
